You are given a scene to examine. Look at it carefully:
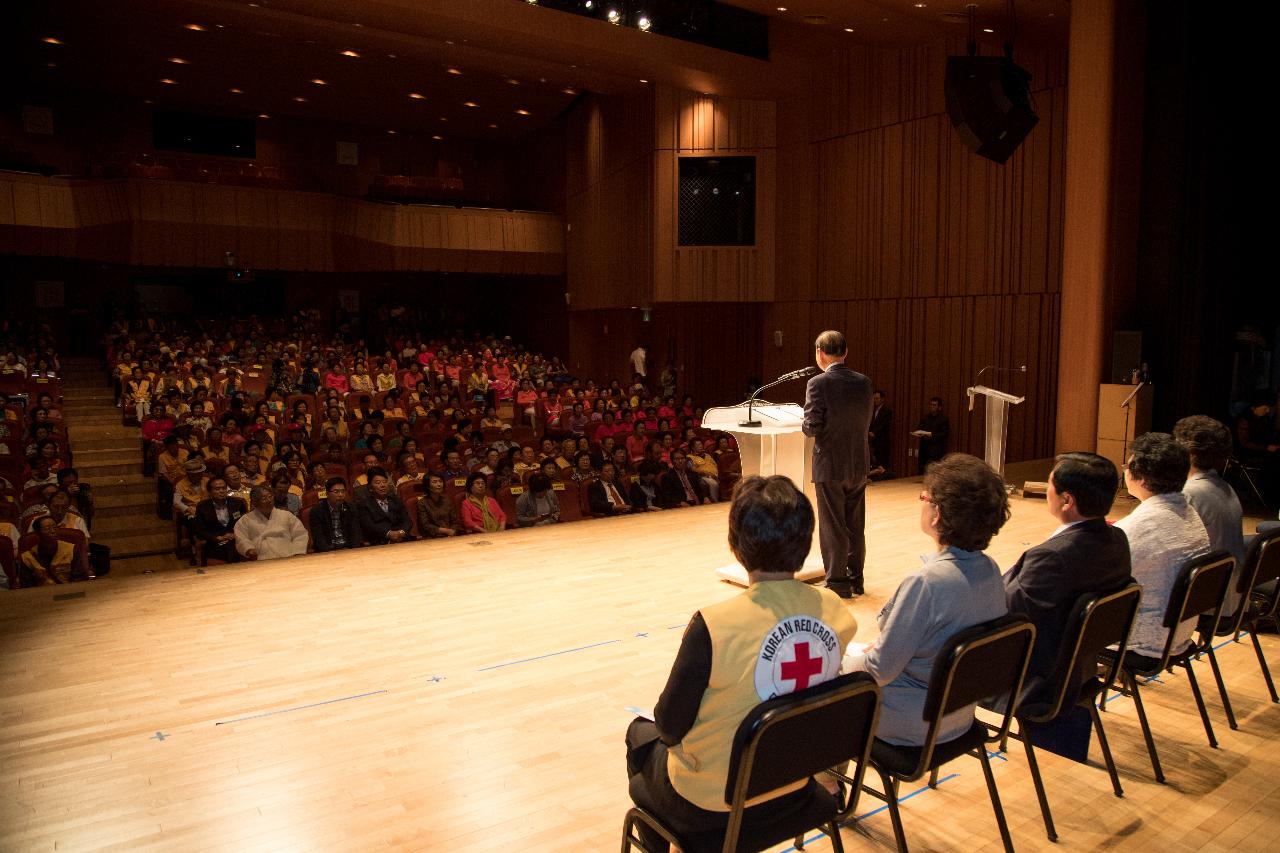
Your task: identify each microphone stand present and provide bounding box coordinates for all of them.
[739,369,813,428]
[1118,381,1147,487]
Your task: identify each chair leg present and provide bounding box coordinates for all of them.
[975,747,1015,853]
[1183,660,1218,748]
[1204,644,1238,730]
[827,821,846,853]
[1021,734,1058,841]
[928,767,940,788]
[1126,672,1165,784]
[1250,629,1279,702]
[1088,702,1124,798]
[876,768,910,853]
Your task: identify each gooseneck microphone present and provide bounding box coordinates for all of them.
[739,366,820,428]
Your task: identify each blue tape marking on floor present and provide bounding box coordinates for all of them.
[987,750,1008,762]
[1100,634,1255,707]
[778,773,962,853]
[668,624,687,630]
[1213,632,1249,652]
[214,690,388,725]
[476,639,621,672]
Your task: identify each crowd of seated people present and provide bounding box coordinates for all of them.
[1,326,98,589]
[106,314,742,566]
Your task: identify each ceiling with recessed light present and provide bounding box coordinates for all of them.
[12,0,1069,142]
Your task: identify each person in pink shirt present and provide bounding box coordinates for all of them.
[323,362,349,394]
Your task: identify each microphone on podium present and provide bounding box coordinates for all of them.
[739,366,820,428]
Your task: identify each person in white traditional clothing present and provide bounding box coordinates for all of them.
[235,485,309,561]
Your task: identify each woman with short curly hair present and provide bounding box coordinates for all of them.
[843,453,1010,746]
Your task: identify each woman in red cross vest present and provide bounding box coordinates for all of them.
[625,475,857,845]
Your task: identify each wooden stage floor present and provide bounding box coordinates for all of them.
[2,477,1278,852]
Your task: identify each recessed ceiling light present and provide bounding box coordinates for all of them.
[387,129,396,134]
[340,49,360,58]
[639,78,649,83]
[515,109,530,116]
[184,23,207,31]
[447,67,462,75]
[310,78,327,85]
[258,113,270,119]
[776,6,787,11]
[167,57,189,64]
[42,37,64,45]
[562,87,577,95]
[432,134,444,140]
[160,78,178,85]
[45,62,58,68]
[408,92,426,100]
[637,16,652,31]
[506,78,521,85]
[463,101,478,107]
[293,96,308,102]
[229,87,244,94]
[914,2,926,7]
[983,27,995,33]
[144,99,154,105]
[607,9,621,24]
[488,123,498,129]
[844,27,854,32]
[439,116,448,122]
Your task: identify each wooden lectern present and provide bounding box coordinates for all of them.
[702,403,826,587]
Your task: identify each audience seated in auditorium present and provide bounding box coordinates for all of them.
[1002,452,1132,699]
[843,453,1008,746]
[629,461,665,512]
[356,467,415,545]
[1174,415,1247,614]
[43,489,91,541]
[309,478,363,552]
[271,471,302,516]
[516,473,560,527]
[625,476,856,847]
[235,485,309,561]
[460,472,505,533]
[686,438,720,502]
[194,476,248,563]
[173,459,209,524]
[1115,432,1211,660]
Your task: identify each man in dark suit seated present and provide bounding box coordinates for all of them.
[309,477,363,552]
[658,448,711,508]
[193,475,248,564]
[587,461,632,516]
[1003,452,1133,699]
[355,467,416,545]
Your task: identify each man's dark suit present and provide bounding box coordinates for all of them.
[355,491,415,545]
[309,500,364,551]
[869,401,893,471]
[657,466,708,509]
[802,361,874,594]
[1003,518,1133,699]
[193,497,248,563]
[587,478,631,515]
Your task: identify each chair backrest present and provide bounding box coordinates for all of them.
[915,616,1035,774]
[0,537,15,588]
[1028,584,1143,722]
[723,673,880,832]
[1246,526,1280,622]
[553,480,582,523]
[1157,550,1233,663]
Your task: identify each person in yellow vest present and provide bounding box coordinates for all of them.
[173,458,209,521]
[18,515,83,586]
[624,475,857,844]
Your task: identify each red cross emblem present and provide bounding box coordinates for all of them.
[779,641,824,691]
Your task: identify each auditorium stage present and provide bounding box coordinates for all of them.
[2,478,1278,851]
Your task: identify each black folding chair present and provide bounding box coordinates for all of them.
[1007,584,1142,841]
[1099,550,1234,783]
[621,672,880,853]
[1236,527,1280,703]
[1196,528,1280,727]
[836,616,1036,853]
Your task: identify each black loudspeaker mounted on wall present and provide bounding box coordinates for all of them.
[944,55,1039,164]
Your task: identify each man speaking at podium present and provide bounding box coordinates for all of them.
[803,330,874,598]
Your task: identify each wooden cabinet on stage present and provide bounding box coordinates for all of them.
[1096,383,1152,473]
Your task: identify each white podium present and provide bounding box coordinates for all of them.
[965,385,1025,478]
[702,403,827,586]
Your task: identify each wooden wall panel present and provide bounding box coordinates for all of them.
[0,173,561,274]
